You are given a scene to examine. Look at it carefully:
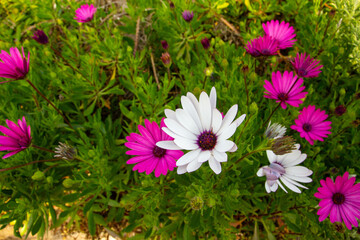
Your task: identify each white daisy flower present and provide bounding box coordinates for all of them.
[156,87,246,175]
[264,121,286,139]
[257,144,313,193]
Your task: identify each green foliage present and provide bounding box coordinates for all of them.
[0,0,359,239]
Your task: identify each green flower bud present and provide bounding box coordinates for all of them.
[88,150,96,158]
[249,102,258,114]
[32,171,45,181]
[207,198,216,207]
[221,59,229,68]
[190,196,203,210]
[63,178,75,188]
[46,176,53,184]
[339,88,346,96]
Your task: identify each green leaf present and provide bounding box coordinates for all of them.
[87,211,96,236]
[31,215,43,236]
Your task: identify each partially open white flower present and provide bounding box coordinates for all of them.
[156,87,246,174]
[257,144,313,193]
[265,121,286,139]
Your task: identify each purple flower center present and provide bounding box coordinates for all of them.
[153,146,166,158]
[197,131,217,150]
[277,92,288,101]
[302,123,312,132]
[332,192,345,205]
[261,49,270,55]
[298,67,308,77]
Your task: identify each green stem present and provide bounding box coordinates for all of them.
[213,147,270,189]
[0,158,62,172]
[261,103,281,130]
[26,79,75,132]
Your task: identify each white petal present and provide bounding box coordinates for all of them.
[217,122,237,141]
[217,104,238,135]
[186,160,202,172]
[229,144,238,152]
[269,182,278,192]
[266,150,277,163]
[215,140,235,152]
[197,150,211,163]
[164,109,177,120]
[175,109,200,135]
[176,149,201,166]
[174,137,198,150]
[209,156,221,174]
[213,150,228,162]
[265,182,271,193]
[284,174,312,183]
[162,127,179,139]
[181,96,203,131]
[211,109,223,133]
[280,177,301,193]
[285,166,313,177]
[282,175,308,189]
[282,153,307,167]
[281,150,301,166]
[233,114,246,127]
[257,168,265,177]
[177,165,187,174]
[186,92,200,113]
[210,87,217,109]
[156,141,182,150]
[294,144,300,150]
[199,92,212,130]
[164,118,197,140]
[277,179,288,193]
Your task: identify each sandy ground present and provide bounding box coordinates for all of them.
[0,225,120,240]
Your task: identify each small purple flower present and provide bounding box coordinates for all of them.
[74,4,97,23]
[245,35,279,57]
[161,40,169,50]
[291,52,323,78]
[182,10,194,22]
[32,30,49,44]
[201,37,210,49]
[0,117,32,159]
[0,47,30,81]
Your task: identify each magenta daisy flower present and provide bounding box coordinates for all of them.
[0,117,32,159]
[290,105,331,145]
[125,119,184,177]
[0,47,30,81]
[314,172,360,230]
[74,4,97,23]
[262,20,296,49]
[264,71,308,109]
[245,35,279,57]
[291,52,323,78]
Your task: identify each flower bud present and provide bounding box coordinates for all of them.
[182,10,194,22]
[161,52,172,68]
[190,196,203,210]
[339,88,346,96]
[32,170,45,181]
[249,102,258,114]
[161,40,169,50]
[54,142,76,160]
[32,30,49,44]
[201,37,210,49]
[271,136,297,155]
[334,105,346,116]
[63,178,75,188]
[265,122,286,139]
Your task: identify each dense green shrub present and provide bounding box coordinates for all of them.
[0,0,359,239]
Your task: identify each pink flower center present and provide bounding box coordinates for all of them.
[302,123,312,132]
[277,92,288,101]
[197,131,217,150]
[298,67,308,77]
[332,193,345,205]
[261,49,270,55]
[153,146,166,158]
